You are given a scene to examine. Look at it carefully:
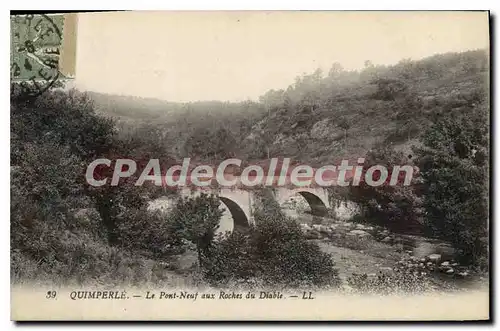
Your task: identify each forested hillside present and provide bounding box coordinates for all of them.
[89,49,488,166]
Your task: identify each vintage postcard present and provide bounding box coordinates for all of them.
[10,11,490,321]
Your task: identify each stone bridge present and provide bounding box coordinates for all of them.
[177,186,337,233]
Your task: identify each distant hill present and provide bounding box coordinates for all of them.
[86,49,489,166]
[86,92,185,123]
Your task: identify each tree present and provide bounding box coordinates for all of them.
[348,146,423,234]
[371,78,408,101]
[11,89,115,164]
[414,103,489,266]
[302,90,320,113]
[337,118,350,151]
[167,194,223,265]
[184,127,237,161]
[328,62,344,78]
[259,89,285,110]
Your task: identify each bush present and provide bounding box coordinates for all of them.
[371,78,409,101]
[10,88,178,285]
[115,208,184,259]
[167,194,224,264]
[11,231,176,286]
[202,189,340,289]
[115,193,224,262]
[348,146,424,234]
[10,140,92,264]
[415,104,489,266]
[201,231,257,285]
[11,89,115,164]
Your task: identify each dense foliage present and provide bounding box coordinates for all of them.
[348,146,424,234]
[202,189,340,288]
[415,103,489,266]
[167,194,223,264]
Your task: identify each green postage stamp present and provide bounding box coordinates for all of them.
[10,13,75,97]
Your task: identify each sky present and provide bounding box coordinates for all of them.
[74,11,489,102]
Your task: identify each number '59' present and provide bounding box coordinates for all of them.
[46,290,57,299]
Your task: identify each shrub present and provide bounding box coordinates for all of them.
[166,194,224,264]
[115,208,185,259]
[10,88,180,285]
[10,141,91,263]
[371,78,409,101]
[201,231,257,285]
[202,189,341,289]
[348,146,424,234]
[415,104,489,266]
[11,231,177,287]
[11,89,115,163]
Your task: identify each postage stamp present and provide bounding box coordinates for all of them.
[9,11,490,321]
[10,13,76,98]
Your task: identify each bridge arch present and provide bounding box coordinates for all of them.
[294,191,329,216]
[275,187,330,217]
[177,187,253,233]
[218,196,250,233]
